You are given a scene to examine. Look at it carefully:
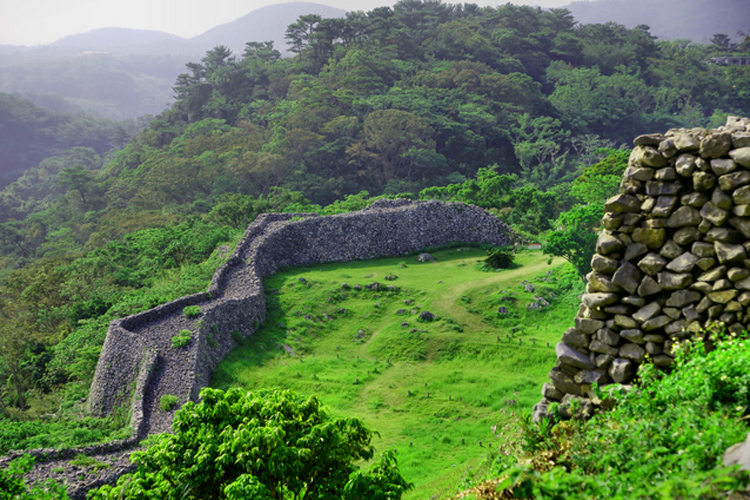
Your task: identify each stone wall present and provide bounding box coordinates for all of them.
[88,199,513,436]
[536,116,750,417]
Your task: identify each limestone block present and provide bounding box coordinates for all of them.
[633,302,661,323]
[659,240,684,259]
[665,289,701,308]
[542,383,564,401]
[624,165,655,181]
[622,296,646,307]
[666,252,699,273]
[587,272,622,293]
[614,314,638,329]
[595,328,621,346]
[575,317,605,334]
[633,134,664,146]
[708,289,739,304]
[732,133,750,148]
[591,254,619,273]
[695,157,710,171]
[651,196,678,217]
[672,132,700,152]
[700,132,733,158]
[673,227,701,245]
[698,219,712,234]
[589,339,619,356]
[667,206,701,227]
[658,139,677,158]
[657,271,692,290]
[728,217,750,239]
[549,367,585,397]
[690,281,712,293]
[691,241,715,257]
[602,213,623,230]
[637,252,667,275]
[642,219,669,229]
[697,265,727,281]
[654,167,677,180]
[643,333,665,343]
[729,147,750,168]
[681,304,700,322]
[645,181,683,196]
[631,145,667,167]
[681,191,708,207]
[725,300,743,313]
[704,227,742,243]
[738,291,750,306]
[734,185,750,205]
[611,261,642,294]
[632,228,666,249]
[700,201,729,226]
[605,193,641,212]
[556,343,595,370]
[623,243,649,262]
[712,278,733,291]
[619,343,647,363]
[693,171,717,191]
[696,257,717,270]
[562,328,589,349]
[718,170,750,191]
[642,315,672,331]
[712,188,733,210]
[714,241,747,264]
[609,358,635,383]
[623,213,642,226]
[603,304,630,315]
[728,267,750,282]
[708,304,725,319]
[637,275,662,296]
[596,231,625,254]
[621,329,644,344]
[710,158,737,175]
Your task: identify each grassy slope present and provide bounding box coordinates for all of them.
[211,248,578,499]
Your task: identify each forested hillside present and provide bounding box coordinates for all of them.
[1,0,749,457]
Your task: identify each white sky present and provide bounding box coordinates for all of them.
[1,0,583,46]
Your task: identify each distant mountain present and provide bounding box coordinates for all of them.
[565,0,750,43]
[191,2,346,54]
[51,27,188,52]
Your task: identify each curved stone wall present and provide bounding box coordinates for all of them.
[537,116,750,416]
[88,199,513,436]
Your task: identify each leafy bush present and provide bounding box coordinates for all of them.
[159,395,179,412]
[89,388,412,500]
[483,246,515,269]
[171,330,192,349]
[0,454,67,499]
[182,305,201,318]
[482,324,750,499]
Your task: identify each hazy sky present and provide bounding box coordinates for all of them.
[1,0,585,46]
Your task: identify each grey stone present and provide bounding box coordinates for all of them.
[609,358,635,383]
[623,243,649,262]
[695,296,713,313]
[631,227,666,249]
[596,231,625,255]
[638,275,662,296]
[587,272,621,293]
[719,170,750,191]
[734,185,750,205]
[715,241,747,265]
[729,147,750,168]
[549,367,584,397]
[633,302,661,323]
[654,167,677,181]
[696,257,717,270]
[622,296,646,307]
[653,355,674,367]
[591,254,619,273]
[658,139,677,158]
[556,343,594,370]
[665,319,689,336]
[634,133,664,146]
[642,315,672,331]
[663,307,681,319]
[657,271,692,290]
[575,317,605,334]
[700,202,729,226]
[637,253,667,275]
[698,265,727,282]
[712,188,733,210]
[733,205,750,217]
[673,226,701,246]
[665,289,701,308]
[704,227,742,243]
[620,329,644,343]
[611,261,642,294]
[614,314,638,329]
[542,383,564,401]
[666,252,699,273]
[589,339,619,356]
[651,196,678,217]
[710,159,737,175]
[595,328,620,346]
[646,181,683,196]
[605,194,641,212]
[691,241,715,258]
[674,154,696,176]
[682,305,700,322]
[708,289,739,304]
[595,354,615,368]
[681,191,708,207]
[624,165,655,181]
[581,293,619,308]
[659,240,684,259]
[631,145,667,167]
[562,328,589,349]
[602,213,623,230]
[667,206,701,227]
[728,217,750,239]
[619,343,647,363]
[701,132,733,158]
[728,267,750,282]
[693,171,717,191]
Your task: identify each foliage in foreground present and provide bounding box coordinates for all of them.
[89,388,412,500]
[0,454,67,500]
[470,325,750,499]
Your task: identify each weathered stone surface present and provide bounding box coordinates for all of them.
[733,205,750,217]
[596,231,625,255]
[611,261,641,294]
[619,343,647,363]
[729,217,750,239]
[595,354,614,368]
[609,358,635,383]
[729,147,750,168]
[710,158,737,176]
[637,253,667,275]
[700,201,729,226]
[630,145,667,167]
[659,240,684,259]
[595,328,620,346]
[642,315,672,331]
[681,191,708,207]
[691,281,712,293]
[581,293,619,308]
[672,227,701,246]
[698,265,727,281]
[696,257,717,270]
[693,171,717,191]
[621,329,644,343]
[623,243,649,262]
[682,304,700,322]
[665,319,688,336]
[715,241,747,264]
[704,227,742,243]
[556,343,595,370]
[665,289,701,308]
[666,252,699,273]
[614,314,638,329]
[708,289,739,304]
[654,167,677,181]
[622,296,646,307]
[624,165,655,181]
[589,339,619,356]
[701,132,733,158]
[719,171,750,191]
[733,132,750,148]
[691,241,715,257]
[549,367,584,397]
[605,194,641,212]
[575,317,605,334]
[631,227,666,249]
[657,271,692,290]
[651,196,678,217]
[673,132,700,152]
[696,295,713,313]
[633,302,661,323]
[638,275,662,296]
[667,206,701,227]
[587,272,621,293]
[712,278,732,291]
[591,254,619,273]
[728,267,750,282]
[602,213,623,230]
[674,154,696,176]
[646,181,683,196]
[663,307,681,319]
[658,139,677,158]
[634,133,664,146]
[542,383,564,401]
[734,185,750,205]
[562,328,589,349]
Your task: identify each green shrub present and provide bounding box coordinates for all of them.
[171,330,192,349]
[484,246,515,270]
[183,305,201,318]
[160,395,179,412]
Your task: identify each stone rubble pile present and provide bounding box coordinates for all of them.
[536,116,750,418]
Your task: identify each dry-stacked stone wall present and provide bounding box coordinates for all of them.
[88,199,513,434]
[536,116,750,418]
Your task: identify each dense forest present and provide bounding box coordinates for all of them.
[0,0,749,451]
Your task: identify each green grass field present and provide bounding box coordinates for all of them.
[211,248,581,499]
